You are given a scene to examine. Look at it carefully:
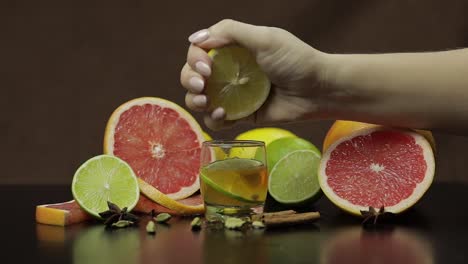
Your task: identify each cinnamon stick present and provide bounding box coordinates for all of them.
[262,210,297,218]
[251,210,296,221]
[262,212,320,227]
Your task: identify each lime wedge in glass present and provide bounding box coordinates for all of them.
[268,150,322,204]
[71,155,140,218]
[200,158,267,205]
[206,45,271,120]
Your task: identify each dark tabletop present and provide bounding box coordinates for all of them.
[3,182,468,264]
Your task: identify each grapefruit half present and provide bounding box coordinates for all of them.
[319,122,435,215]
[104,97,206,200]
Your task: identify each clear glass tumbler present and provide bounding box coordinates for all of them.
[200,140,268,221]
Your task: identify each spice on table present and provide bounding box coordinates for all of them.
[191,217,202,231]
[251,210,297,221]
[360,206,394,226]
[224,217,246,230]
[252,221,265,229]
[154,213,172,223]
[111,220,134,228]
[146,220,156,234]
[98,201,139,227]
[262,212,320,227]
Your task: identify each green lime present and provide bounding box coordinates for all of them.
[200,158,268,204]
[268,150,322,205]
[206,45,271,120]
[266,137,321,171]
[71,155,140,218]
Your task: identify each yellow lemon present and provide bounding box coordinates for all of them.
[230,127,297,158]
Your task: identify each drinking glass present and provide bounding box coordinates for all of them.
[200,140,268,221]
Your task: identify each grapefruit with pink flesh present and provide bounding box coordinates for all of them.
[319,123,435,215]
[104,97,207,200]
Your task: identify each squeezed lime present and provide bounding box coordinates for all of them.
[206,45,271,120]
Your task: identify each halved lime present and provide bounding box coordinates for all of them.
[206,45,271,120]
[71,155,140,218]
[266,137,321,172]
[200,158,268,204]
[268,150,322,204]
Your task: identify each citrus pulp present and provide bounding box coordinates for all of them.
[268,150,322,204]
[104,97,206,200]
[206,45,271,120]
[319,123,435,215]
[71,155,140,218]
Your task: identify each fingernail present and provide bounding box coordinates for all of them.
[195,61,211,77]
[211,107,225,120]
[193,95,207,107]
[189,77,204,93]
[188,29,209,43]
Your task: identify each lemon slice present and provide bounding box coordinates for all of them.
[206,45,271,120]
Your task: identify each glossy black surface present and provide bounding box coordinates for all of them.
[3,183,468,264]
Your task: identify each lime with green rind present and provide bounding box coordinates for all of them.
[200,158,265,204]
[200,173,258,204]
[206,45,271,121]
[72,155,140,218]
[268,150,322,205]
[265,137,321,172]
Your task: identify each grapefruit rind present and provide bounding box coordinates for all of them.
[36,200,92,226]
[318,127,435,216]
[322,120,436,152]
[103,97,205,200]
[36,204,68,226]
[137,178,204,215]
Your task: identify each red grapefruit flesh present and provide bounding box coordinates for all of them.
[36,200,92,226]
[104,97,206,200]
[319,127,435,215]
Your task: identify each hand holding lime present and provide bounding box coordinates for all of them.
[205,45,271,120]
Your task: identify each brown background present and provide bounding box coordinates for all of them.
[2,0,468,184]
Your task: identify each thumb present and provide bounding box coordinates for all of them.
[188,19,270,53]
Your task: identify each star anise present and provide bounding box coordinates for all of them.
[360,206,394,226]
[98,201,139,227]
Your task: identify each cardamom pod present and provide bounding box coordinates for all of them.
[111,220,134,228]
[252,221,265,229]
[224,217,245,230]
[154,213,172,223]
[191,217,202,231]
[146,220,156,234]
